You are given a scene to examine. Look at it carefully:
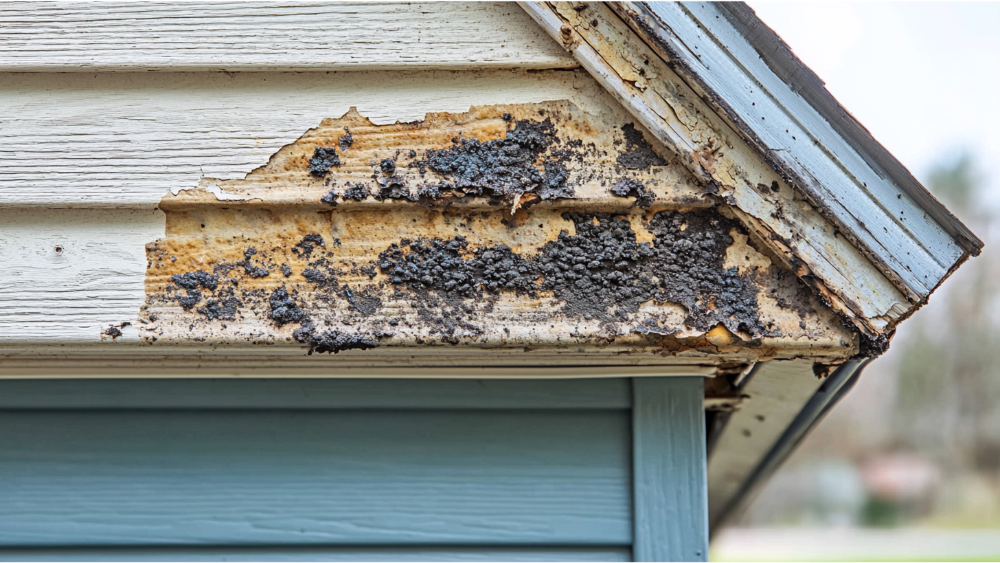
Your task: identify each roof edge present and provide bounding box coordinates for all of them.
[715,3,982,256]
[610,1,981,302]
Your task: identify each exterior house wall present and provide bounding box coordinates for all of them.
[0,377,707,562]
[4,0,975,553]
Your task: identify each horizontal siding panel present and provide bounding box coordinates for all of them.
[0,378,632,410]
[0,546,631,562]
[0,410,632,547]
[0,2,577,72]
[0,70,600,209]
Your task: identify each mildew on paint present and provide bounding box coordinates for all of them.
[139,101,857,362]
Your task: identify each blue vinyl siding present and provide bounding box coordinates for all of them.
[0,547,632,562]
[0,378,705,561]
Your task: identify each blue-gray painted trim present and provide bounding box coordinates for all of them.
[710,359,867,530]
[0,378,631,410]
[632,377,708,562]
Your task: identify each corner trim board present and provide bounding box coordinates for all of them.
[632,377,708,561]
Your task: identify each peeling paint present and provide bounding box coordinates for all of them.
[139,101,856,363]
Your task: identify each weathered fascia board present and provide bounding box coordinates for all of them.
[0,97,856,366]
[518,2,920,337]
[126,101,853,365]
[611,1,972,299]
[0,2,578,72]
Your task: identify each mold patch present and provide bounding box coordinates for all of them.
[338,128,354,152]
[616,123,666,170]
[308,146,340,177]
[172,270,219,291]
[269,286,306,326]
[141,101,855,361]
[419,118,575,205]
[611,178,655,207]
[292,322,385,355]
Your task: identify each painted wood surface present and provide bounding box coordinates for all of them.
[0,409,632,546]
[0,358,717,377]
[0,208,164,344]
[0,377,632,409]
[705,359,824,527]
[519,2,912,335]
[0,70,612,346]
[619,2,969,301]
[0,2,577,72]
[0,547,631,562]
[632,377,708,562]
[0,70,614,208]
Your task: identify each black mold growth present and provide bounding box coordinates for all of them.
[646,211,766,335]
[197,297,241,321]
[377,237,537,299]
[611,178,656,208]
[293,322,384,355]
[342,184,369,201]
[178,289,202,311]
[292,234,325,259]
[535,213,657,320]
[172,270,219,291]
[344,285,382,316]
[375,176,415,201]
[616,123,666,170]
[321,189,339,206]
[855,329,892,358]
[239,248,270,279]
[303,268,336,287]
[537,211,768,332]
[375,210,771,336]
[309,146,340,177]
[269,286,306,326]
[102,324,126,339]
[338,128,354,152]
[420,118,574,203]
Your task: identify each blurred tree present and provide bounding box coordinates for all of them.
[894,154,1000,471]
[736,153,1000,529]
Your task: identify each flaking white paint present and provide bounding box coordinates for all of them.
[520,2,911,335]
[0,70,626,344]
[0,70,617,208]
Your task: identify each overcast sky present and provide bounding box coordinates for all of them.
[747,2,1000,208]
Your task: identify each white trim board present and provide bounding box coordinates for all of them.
[0,365,716,380]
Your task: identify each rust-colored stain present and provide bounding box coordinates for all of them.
[140,101,856,363]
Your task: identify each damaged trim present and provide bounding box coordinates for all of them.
[134,102,855,364]
[518,1,977,336]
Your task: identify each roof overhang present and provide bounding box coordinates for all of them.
[521,1,982,339]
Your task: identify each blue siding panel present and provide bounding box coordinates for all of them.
[0,378,632,410]
[0,410,631,547]
[0,546,632,562]
[632,377,708,562]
